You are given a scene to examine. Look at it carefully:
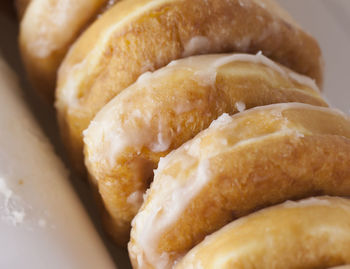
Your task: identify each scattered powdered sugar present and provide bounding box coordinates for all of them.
[0,177,12,206]
[0,177,26,225]
[38,218,47,228]
[12,210,26,225]
[0,177,50,228]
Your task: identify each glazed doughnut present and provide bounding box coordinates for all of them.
[175,196,350,269]
[19,0,117,102]
[55,0,323,176]
[84,53,326,245]
[129,103,350,269]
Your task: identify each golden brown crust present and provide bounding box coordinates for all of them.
[83,53,326,245]
[129,104,350,268]
[19,0,115,103]
[176,197,350,269]
[56,0,323,176]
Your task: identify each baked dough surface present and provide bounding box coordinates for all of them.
[129,103,350,268]
[176,196,350,269]
[19,0,115,102]
[56,0,323,175]
[84,53,326,245]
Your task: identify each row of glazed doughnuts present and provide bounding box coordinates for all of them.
[18,0,350,268]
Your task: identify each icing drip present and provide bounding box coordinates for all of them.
[169,52,319,92]
[209,113,233,129]
[131,158,212,269]
[84,53,321,170]
[183,36,211,57]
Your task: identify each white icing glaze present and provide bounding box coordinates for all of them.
[127,191,144,208]
[57,0,317,111]
[169,52,320,92]
[85,52,323,170]
[104,0,118,10]
[84,90,174,166]
[208,113,233,129]
[288,71,319,92]
[57,0,175,110]
[57,54,94,109]
[130,103,350,268]
[235,101,246,112]
[23,0,71,58]
[183,36,211,57]
[173,100,197,114]
[184,137,202,158]
[207,129,303,160]
[130,135,288,267]
[237,102,349,121]
[151,120,173,152]
[131,158,211,269]
[281,196,350,214]
[235,35,251,51]
[179,196,349,267]
[282,197,332,208]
